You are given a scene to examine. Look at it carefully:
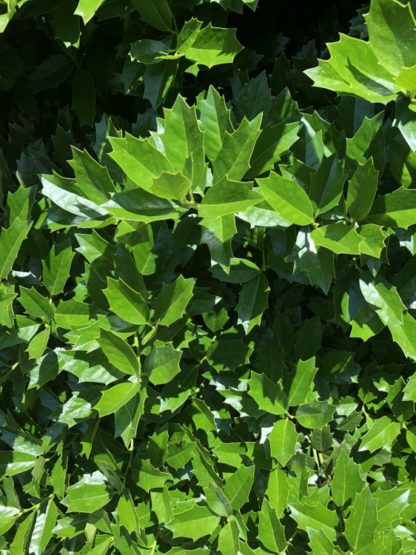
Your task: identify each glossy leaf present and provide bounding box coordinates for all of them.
[223,465,255,511]
[62,472,112,513]
[212,115,262,182]
[131,0,173,31]
[268,418,298,467]
[359,416,401,453]
[236,273,269,333]
[104,277,149,325]
[331,446,364,506]
[99,330,140,377]
[289,501,338,541]
[177,19,242,68]
[42,243,74,296]
[346,157,379,221]
[344,488,378,552]
[257,172,314,225]
[288,357,317,407]
[199,179,262,218]
[94,380,140,417]
[258,499,287,553]
[0,219,32,279]
[143,344,181,385]
[75,0,105,24]
[165,506,220,541]
[153,275,195,326]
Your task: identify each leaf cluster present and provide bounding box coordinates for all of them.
[1,0,416,554]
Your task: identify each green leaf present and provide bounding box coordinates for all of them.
[258,499,287,553]
[396,65,416,95]
[310,426,332,452]
[68,147,114,203]
[94,380,140,417]
[304,0,416,106]
[10,512,36,554]
[389,312,416,361]
[0,218,32,279]
[0,284,16,328]
[158,95,206,188]
[210,258,259,284]
[153,275,195,326]
[344,488,378,552]
[266,468,289,518]
[288,357,317,407]
[99,329,140,377]
[177,19,242,68]
[41,173,108,220]
[143,344,182,385]
[248,371,287,415]
[223,465,255,511]
[296,402,335,429]
[109,133,173,191]
[309,155,345,215]
[359,276,404,325]
[268,418,298,467]
[212,115,262,182]
[4,3,416,552]
[26,328,50,361]
[331,446,364,506]
[199,178,262,218]
[368,188,416,228]
[201,215,236,266]
[305,34,398,104]
[102,188,179,223]
[311,223,362,255]
[130,38,174,64]
[115,390,146,448]
[75,0,105,24]
[365,0,416,76]
[309,530,340,555]
[8,184,36,223]
[62,472,112,513]
[234,71,271,122]
[165,506,220,541]
[151,172,192,201]
[208,333,252,371]
[28,351,64,389]
[359,416,401,453]
[58,394,92,428]
[28,499,59,555]
[144,59,178,110]
[293,230,335,294]
[54,299,91,329]
[257,172,314,225]
[42,243,74,296]
[236,273,269,334]
[0,452,38,477]
[104,277,149,325]
[359,276,416,360]
[247,121,301,178]
[19,287,55,321]
[218,519,239,555]
[198,86,233,161]
[0,506,20,535]
[403,373,416,402]
[131,0,173,31]
[346,158,379,221]
[357,223,389,258]
[289,501,338,541]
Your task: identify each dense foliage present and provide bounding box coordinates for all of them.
[1,0,416,552]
